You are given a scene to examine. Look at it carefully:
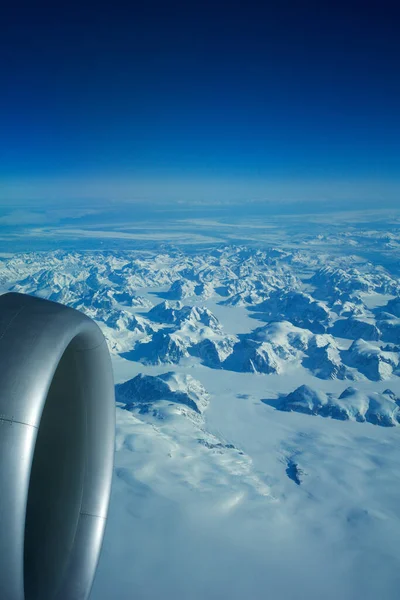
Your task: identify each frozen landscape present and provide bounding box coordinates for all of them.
[1,208,400,599]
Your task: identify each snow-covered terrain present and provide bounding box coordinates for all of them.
[1,215,400,600]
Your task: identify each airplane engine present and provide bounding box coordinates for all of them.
[0,292,115,600]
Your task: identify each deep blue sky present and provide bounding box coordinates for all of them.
[1,0,399,206]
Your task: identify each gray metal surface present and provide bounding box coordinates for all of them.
[0,292,116,600]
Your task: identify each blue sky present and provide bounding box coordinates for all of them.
[0,0,399,208]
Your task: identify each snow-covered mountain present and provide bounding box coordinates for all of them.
[384,296,400,317]
[274,384,400,427]
[342,339,399,381]
[148,300,222,330]
[116,372,209,416]
[329,316,381,341]
[224,321,310,374]
[302,335,355,380]
[249,290,331,333]
[378,317,400,343]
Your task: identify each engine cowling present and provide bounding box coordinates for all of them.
[0,292,115,600]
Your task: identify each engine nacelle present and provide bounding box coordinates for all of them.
[0,293,115,600]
